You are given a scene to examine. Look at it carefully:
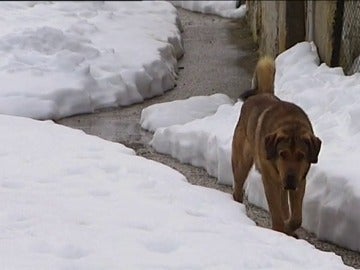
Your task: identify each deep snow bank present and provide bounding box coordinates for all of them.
[0,1,183,120]
[140,93,234,132]
[0,113,352,269]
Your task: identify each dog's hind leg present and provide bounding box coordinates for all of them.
[232,139,253,203]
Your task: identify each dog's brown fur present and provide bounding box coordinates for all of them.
[232,57,321,237]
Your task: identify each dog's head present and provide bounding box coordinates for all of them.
[264,129,321,190]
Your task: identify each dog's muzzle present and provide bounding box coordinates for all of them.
[284,173,297,190]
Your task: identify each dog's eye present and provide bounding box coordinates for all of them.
[295,152,305,161]
[279,150,289,159]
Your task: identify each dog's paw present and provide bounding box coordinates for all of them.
[284,229,299,239]
[232,191,243,203]
[292,232,299,239]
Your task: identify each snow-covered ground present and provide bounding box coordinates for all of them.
[170,1,247,19]
[140,93,233,132]
[141,41,360,252]
[0,114,352,269]
[0,1,182,120]
[0,1,355,268]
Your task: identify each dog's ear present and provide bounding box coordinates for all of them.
[264,133,279,160]
[303,135,322,163]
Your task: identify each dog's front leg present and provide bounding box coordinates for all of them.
[286,180,306,234]
[262,177,286,233]
[281,189,290,221]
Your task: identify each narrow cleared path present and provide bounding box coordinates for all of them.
[58,8,360,268]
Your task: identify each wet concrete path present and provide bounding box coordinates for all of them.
[58,8,360,268]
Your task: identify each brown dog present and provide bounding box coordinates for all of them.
[232,57,321,237]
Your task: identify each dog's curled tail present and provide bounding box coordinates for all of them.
[239,56,275,101]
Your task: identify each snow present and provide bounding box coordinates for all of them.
[0,2,354,268]
[170,0,247,19]
[0,1,183,120]
[142,41,360,252]
[140,93,234,132]
[0,113,352,269]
